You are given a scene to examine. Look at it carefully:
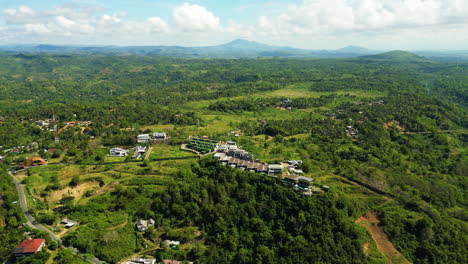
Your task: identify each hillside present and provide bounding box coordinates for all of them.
[360,50,430,62]
[0,54,466,264]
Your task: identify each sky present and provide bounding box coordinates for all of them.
[0,0,467,50]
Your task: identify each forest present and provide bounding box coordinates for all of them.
[0,52,466,264]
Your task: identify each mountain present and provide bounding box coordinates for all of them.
[0,40,387,58]
[336,45,374,54]
[360,50,430,62]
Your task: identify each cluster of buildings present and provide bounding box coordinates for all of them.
[214,141,283,176]
[64,121,92,126]
[125,259,193,264]
[137,132,169,144]
[109,146,147,159]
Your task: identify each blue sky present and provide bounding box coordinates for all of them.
[0,0,467,50]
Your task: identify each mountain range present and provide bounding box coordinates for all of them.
[0,39,466,60]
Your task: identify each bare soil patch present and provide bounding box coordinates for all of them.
[356,211,411,264]
[384,120,404,131]
[49,181,100,204]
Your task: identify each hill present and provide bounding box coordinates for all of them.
[0,40,372,58]
[360,50,430,62]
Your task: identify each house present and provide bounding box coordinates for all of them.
[163,261,181,264]
[214,153,226,160]
[217,144,228,152]
[151,132,169,144]
[282,175,299,187]
[161,240,180,249]
[126,258,156,264]
[109,148,129,157]
[136,219,155,232]
[268,164,283,176]
[289,167,304,174]
[137,134,151,143]
[36,120,50,126]
[13,239,45,259]
[227,157,241,168]
[163,261,194,264]
[61,218,78,228]
[219,155,230,165]
[297,176,314,190]
[247,162,259,172]
[133,146,147,159]
[287,160,302,166]
[257,164,268,174]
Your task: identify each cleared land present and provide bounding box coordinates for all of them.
[356,211,412,264]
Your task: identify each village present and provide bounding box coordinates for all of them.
[4,117,333,264]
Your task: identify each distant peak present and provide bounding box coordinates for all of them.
[337,45,370,53]
[229,39,254,44]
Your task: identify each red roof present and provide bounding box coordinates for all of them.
[163,260,181,264]
[14,239,45,254]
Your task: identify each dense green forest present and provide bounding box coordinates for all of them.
[0,52,466,263]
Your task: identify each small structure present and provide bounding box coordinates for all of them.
[163,261,181,264]
[297,176,314,191]
[322,185,330,192]
[36,120,50,126]
[161,240,180,249]
[268,164,283,176]
[137,134,151,143]
[136,219,155,232]
[132,146,147,159]
[13,239,45,260]
[287,160,302,166]
[282,175,299,187]
[257,164,268,174]
[247,162,259,172]
[151,132,169,143]
[61,218,78,228]
[289,167,304,174]
[126,258,156,264]
[214,153,226,160]
[109,147,129,157]
[18,157,47,169]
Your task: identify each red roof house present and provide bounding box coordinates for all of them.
[163,261,180,264]
[13,239,45,259]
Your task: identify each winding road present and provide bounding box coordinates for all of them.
[7,168,105,264]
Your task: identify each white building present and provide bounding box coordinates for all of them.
[137,134,151,143]
[109,148,129,157]
[126,258,156,264]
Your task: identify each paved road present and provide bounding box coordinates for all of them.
[7,169,105,264]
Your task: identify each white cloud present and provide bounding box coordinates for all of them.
[172,3,221,32]
[4,5,36,24]
[0,1,466,49]
[256,0,468,36]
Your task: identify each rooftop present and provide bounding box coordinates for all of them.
[13,239,45,254]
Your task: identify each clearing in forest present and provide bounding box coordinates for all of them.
[356,211,412,264]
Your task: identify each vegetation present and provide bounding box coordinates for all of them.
[0,53,466,263]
